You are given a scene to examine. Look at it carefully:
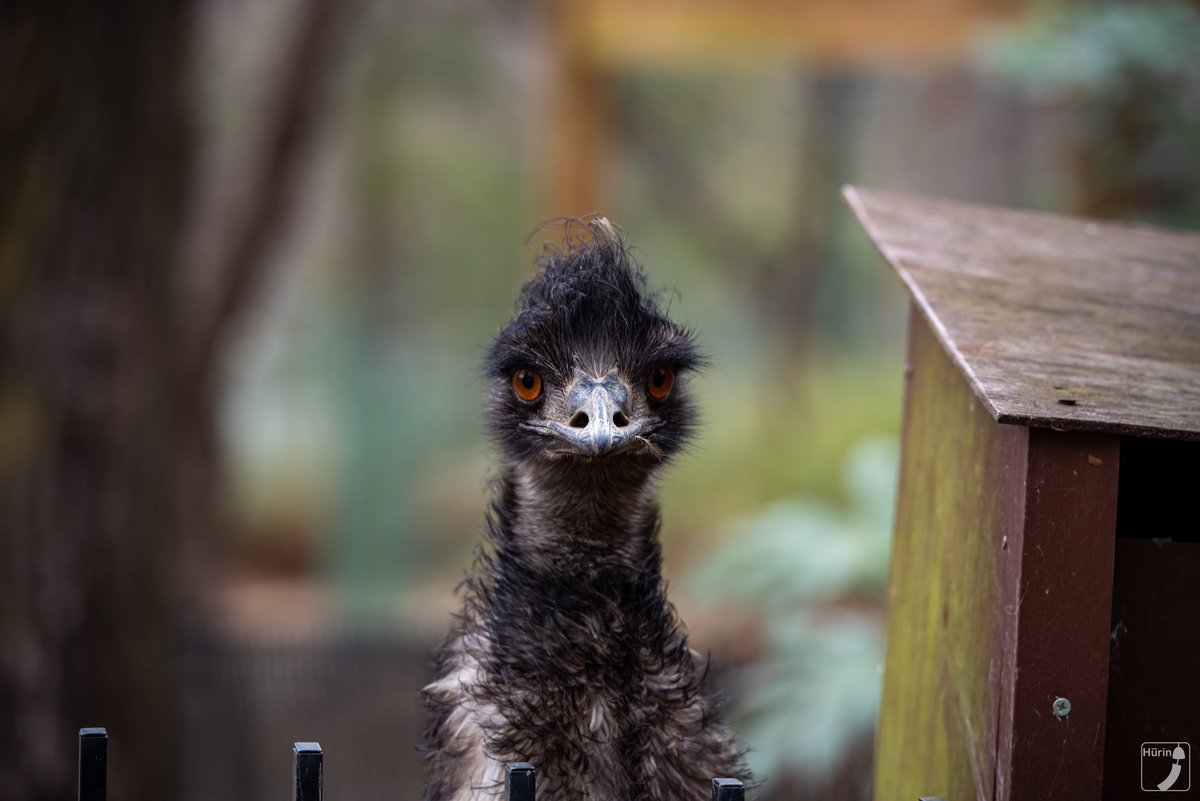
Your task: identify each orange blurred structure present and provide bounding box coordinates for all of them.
[542,0,1028,216]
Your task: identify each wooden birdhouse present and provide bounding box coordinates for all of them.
[845,187,1200,801]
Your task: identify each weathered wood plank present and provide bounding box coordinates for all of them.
[844,186,1200,440]
[874,309,1027,801]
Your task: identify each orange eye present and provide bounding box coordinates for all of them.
[512,369,543,402]
[647,366,674,399]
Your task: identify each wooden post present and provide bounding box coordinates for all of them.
[543,1,612,220]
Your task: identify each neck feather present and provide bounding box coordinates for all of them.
[492,459,662,573]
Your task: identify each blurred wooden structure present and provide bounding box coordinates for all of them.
[847,186,1200,801]
[543,0,1027,216]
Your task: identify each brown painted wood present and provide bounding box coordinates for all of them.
[1102,538,1200,799]
[844,186,1200,441]
[874,309,1028,801]
[996,428,1120,801]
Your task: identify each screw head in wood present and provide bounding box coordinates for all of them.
[1052,697,1072,717]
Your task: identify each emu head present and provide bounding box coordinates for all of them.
[485,219,704,475]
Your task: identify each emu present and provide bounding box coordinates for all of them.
[422,219,748,801]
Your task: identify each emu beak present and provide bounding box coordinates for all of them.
[568,382,626,455]
[554,371,642,456]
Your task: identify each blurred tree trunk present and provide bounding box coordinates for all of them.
[1,0,344,798]
[0,3,195,800]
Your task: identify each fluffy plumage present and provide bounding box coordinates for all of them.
[422,219,748,801]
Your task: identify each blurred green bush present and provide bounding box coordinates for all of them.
[976,0,1200,224]
[687,437,897,789]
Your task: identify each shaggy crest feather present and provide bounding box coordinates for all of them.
[422,219,749,801]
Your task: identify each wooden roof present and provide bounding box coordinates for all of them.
[845,186,1200,440]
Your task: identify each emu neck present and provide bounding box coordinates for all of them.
[503,460,661,573]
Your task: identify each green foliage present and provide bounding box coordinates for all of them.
[686,438,898,787]
[658,357,903,548]
[977,2,1200,99]
[976,1,1200,224]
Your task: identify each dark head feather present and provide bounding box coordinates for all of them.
[485,218,705,464]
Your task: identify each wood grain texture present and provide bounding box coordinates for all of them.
[874,310,1028,801]
[844,186,1200,441]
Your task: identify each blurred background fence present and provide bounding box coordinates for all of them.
[2,1,1198,800]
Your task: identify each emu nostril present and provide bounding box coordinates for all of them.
[569,411,590,428]
[612,411,630,427]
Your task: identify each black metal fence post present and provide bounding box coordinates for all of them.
[711,777,744,801]
[293,742,323,801]
[78,728,107,801]
[505,762,536,801]
[71,730,750,801]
